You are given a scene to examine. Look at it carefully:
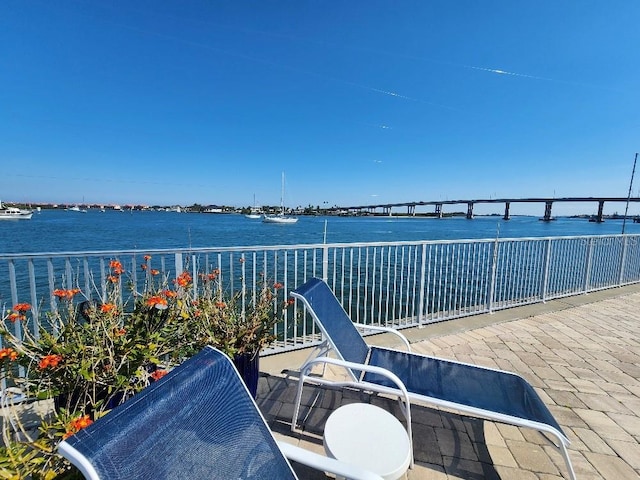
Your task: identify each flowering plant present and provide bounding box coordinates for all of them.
[0,257,290,478]
[180,273,291,359]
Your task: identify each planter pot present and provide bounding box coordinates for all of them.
[233,351,260,399]
[54,389,125,417]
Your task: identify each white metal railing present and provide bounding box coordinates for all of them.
[2,234,640,355]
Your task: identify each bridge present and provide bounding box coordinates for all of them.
[340,197,640,222]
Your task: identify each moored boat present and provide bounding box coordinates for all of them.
[262,173,298,224]
[0,201,33,220]
[262,213,297,224]
[67,205,87,213]
[245,195,263,219]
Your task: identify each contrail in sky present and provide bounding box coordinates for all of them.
[100,22,462,112]
[466,66,549,80]
[95,3,627,95]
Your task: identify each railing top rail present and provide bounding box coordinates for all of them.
[0,233,636,261]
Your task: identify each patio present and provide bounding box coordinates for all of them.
[258,284,640,479]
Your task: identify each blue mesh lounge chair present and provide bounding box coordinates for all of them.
[290,278,577,480]
[58,346,384,480]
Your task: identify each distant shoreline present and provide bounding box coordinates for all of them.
[4,202,637,221]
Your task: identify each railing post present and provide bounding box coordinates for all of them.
[322,245,329,282]
[487,238,499,314]
[541,238,552,302]
[174,253,183,278]
[418,243,427,324]
[618,235,628,286]
[583,237,594,293]
[28,259,39,340]
[8,259,25,377]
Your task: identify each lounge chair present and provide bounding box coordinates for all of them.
[58,346,384,480]
[290,277,576,480]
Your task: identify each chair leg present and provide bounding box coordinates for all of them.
[291,370,307,432]
[301,339,331,377]
[558,440,577,480]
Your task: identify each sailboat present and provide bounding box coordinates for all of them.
[262,173,298,224]
[245,194,262,219]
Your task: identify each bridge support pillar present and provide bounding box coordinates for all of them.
[383,206,391,216]
[435,203,443,218]
[542,201,553,222]
[594,201,605,223]
[466,202,474,219]
[503,202,511,220]
[408,205,415,216]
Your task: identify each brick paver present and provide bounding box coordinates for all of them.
[259,288,640,479]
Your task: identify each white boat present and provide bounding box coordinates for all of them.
[0,201,33,220]
[67,205,87,213]
[245,194,263,219]
[262,173,298,224]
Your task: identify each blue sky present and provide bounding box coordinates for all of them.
[2,1,639,215]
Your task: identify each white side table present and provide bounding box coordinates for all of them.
[323,403,412,480]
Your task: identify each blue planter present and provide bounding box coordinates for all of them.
[54,389,125,417]
[233,351,260,399]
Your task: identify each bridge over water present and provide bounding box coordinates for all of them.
[341,197,640,222]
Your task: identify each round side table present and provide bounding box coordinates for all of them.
[323,403,411,480]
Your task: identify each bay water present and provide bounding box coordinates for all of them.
[1,210,637,255]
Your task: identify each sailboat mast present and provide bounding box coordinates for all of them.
[281,172,285,215]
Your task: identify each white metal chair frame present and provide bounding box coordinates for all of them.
[290,279,577,480]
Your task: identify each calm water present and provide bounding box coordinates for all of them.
[1,210,637,254]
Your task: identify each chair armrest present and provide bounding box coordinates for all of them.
[277,440,384,480]
[297,356,414,468]
[355,324,412,352]
[58,440,100,480]
[300,356,412,416]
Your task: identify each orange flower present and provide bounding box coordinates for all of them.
[108,275,119,284]
[0,348,18,361]
[63,415,93,439]
[115,328,126,336]
[53,289,81,300]
[71,415,93,430]
[287,297,295,305]
[163,290,177,298]
[7,312,24,322]
[273,282,283,290]
[13,302,31,312]
[140,264,148,271]
[150,369,168,381]
[143,255,151,261]
[109,260,124,275]
[39,354,62,369]
[150,269,159,276]
[146,295,168,308]
[100,303,116,313]
[175,271,192,287]
[215,301,226,308]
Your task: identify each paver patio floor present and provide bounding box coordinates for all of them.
[258,285,640,479]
